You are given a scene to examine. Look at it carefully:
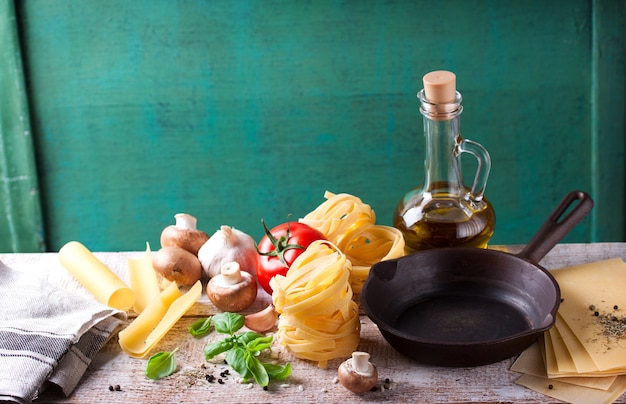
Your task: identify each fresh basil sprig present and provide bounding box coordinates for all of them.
[204,312,291,387]
[145,347,179,380]
[188,317,213,338]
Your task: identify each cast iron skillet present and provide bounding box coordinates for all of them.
[361,190,594,367]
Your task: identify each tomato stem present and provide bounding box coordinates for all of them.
[257,219,305,267]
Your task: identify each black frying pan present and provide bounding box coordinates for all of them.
[361,190,594,367]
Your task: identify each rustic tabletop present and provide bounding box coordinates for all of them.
[2,242,625,403]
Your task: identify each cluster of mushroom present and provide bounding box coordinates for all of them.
[152,213,208,287]
[152,214,276,332]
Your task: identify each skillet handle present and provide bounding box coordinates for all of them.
[516,190,594,264]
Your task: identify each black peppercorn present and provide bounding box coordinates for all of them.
[615,305,619,310]
[548,384,553,390]
[108,385,114,392]
[594,311,600,316]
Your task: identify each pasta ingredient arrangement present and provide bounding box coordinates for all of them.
[58,191,404,390]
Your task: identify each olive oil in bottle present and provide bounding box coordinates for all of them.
[393,71,496,253]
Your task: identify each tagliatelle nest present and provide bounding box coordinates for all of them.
[270,240,360,368]
[299,191,405,295]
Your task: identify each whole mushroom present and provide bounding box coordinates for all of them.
[152,246,202,286]
[337,352,378,394]
[160,213,209,255]
[206,262,257,312]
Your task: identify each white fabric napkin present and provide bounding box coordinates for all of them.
[0,260,124,403]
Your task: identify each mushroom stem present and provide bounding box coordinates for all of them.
[174,213,198,230]
[220,262,244,285]
[206,261,257,312]
[351,352,372,375]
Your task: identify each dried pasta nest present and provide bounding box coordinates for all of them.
[270,240,360,368]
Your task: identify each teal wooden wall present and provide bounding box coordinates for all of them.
[2,0,624,252]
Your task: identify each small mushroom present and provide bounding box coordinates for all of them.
[337,351,378,393]
[207,262,257,312]
[160,213,210,255]
[152,246,202,286]
[245,304,278,333]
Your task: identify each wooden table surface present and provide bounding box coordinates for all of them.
[2,242,626,403]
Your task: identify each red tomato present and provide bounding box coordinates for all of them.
[256,220,325,295]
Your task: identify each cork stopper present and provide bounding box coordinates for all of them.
[423,70,456,104]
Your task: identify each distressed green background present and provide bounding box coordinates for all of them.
[2,0,624,252]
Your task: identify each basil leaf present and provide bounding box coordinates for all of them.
[212,312,245,335]
[263,362,291,381]
[245,351,269,386]
[145,348,178,380]
[203,312,290,387]
[226,346,253,380]
[245,335,273,353]
[237,331,264,345]
[188,317,212,338]
[204,339,234,360]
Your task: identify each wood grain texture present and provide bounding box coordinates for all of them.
[1,243,625,403]
[11,0,625,252]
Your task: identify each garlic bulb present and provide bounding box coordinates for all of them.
[198,225,259,279]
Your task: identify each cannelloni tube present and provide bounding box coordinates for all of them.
[59,241,135,310]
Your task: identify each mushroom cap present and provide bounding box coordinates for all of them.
[152,246,202,286]
[160,225,209,255]
[337,357,378,393]
[206,271,257,312]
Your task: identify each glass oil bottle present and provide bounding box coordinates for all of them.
[393,71,496,253]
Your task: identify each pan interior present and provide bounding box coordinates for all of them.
[392,292,533,343]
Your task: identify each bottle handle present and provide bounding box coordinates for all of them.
[456,138,491,203]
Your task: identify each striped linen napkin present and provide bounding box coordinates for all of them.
[0,260,123,403]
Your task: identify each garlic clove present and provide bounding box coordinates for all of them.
[245,304,278,333]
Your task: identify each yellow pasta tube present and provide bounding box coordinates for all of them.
[127,243,161,314]
[59,241,134,310]
[118,282,181,356]
[118,280,202,357]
